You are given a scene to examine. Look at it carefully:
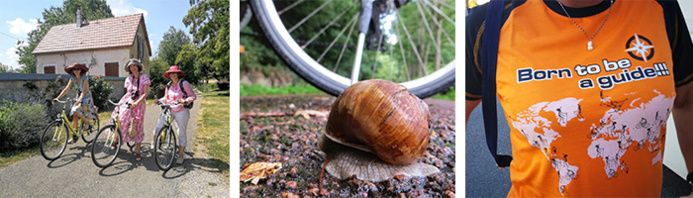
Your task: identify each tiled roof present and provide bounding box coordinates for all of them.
[33,13,149,54]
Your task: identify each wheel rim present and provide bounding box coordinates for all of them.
[91,126,119,167]
[41,121,68,160]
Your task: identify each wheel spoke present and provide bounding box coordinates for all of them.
[416,0,441,66]
[318,14,357,64]
[302,2,357,49]
[420,0,455,26]
[396,11,427,75]
[393,21,411,81]
[333,15,359,73]
[288,0,334,34]
[277,0,305,15]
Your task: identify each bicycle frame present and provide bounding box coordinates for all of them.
[52,100,86,140]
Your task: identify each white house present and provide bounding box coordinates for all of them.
[33,11,151,77]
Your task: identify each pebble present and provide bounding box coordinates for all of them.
[240,95,455,197]
[286,181,297,189]
[280,191,299,198]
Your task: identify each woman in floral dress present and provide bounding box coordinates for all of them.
[112,59,150,160]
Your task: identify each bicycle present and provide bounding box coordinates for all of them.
[90,100,132,168]
[40,98,100,161]
[249,0,455,98]
[153,101,180,171]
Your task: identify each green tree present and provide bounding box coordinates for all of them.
[16,0,113,73]
[153,26,192,89]
[175,44,200,85]
[158,26,191,66]
[183,0,229,81]
[149,57,169,93]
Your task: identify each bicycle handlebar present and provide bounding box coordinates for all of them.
[156,101,181,108]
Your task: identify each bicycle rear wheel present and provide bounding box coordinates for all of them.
[154,126,177,171]
[91,125,121,168]
[81,112,100,144]
[40,121,69,160]
[250,0,455,98]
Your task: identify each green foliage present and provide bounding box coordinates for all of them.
[183,0,230,81]
[0,99,47,152]
[430,86,455,101]
[175,44,200,85]
[239,84,323,96]
[16,0,113,73]
[149,57,169,91]
[88,75,114,110]
[158,26,191,66]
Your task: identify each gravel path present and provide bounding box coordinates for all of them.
[0,93,229,197]
[240,94,456,197]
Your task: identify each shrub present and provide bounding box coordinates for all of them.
[0,98,47,152]
[88,75,114,111]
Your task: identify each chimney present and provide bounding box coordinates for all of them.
[76,8,82,28]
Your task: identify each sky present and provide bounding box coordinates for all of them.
[0,0,194,70]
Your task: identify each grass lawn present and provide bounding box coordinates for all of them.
[194,90,230,177]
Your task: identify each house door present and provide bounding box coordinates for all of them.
[105,62,119,77]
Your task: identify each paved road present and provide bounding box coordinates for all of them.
[465,99,692,197]
[0,94,227,197]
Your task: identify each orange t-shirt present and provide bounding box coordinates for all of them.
[467,0,693,196]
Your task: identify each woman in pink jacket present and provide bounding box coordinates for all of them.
[153,65,196,165]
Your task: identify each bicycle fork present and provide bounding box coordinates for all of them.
[351,0,374,84]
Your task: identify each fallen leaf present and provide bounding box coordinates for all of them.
[240,162,283,184]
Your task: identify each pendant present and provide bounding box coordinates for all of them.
[587,40,593,51]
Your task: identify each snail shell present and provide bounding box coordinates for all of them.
[324,79,431,165]
[320,79,438,181]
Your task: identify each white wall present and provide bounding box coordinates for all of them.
[35,47,132,77]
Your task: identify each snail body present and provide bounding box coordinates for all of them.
[320,79,439,181]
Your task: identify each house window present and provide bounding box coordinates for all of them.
[44,65,55,74]
[138,35,145,60]
[105,62,119,77]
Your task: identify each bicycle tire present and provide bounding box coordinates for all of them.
[91,125,121,168]
[81,112,100,144]
[154,126,177,171]
[250,0,455,99]
[40,121,69,160]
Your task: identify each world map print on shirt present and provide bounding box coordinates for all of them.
[510,91,673,195]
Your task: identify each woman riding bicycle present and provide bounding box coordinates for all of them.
[153,65,196,165]
[54,63,95,144]
[112,59,150,161]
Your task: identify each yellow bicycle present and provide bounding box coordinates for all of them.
[91,100,131,168]
[153,101,180,171]
[39,98,100,160]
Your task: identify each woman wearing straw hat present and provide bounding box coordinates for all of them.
[54,63,95,144]
[112,59,150,161]
[153,65,196,164]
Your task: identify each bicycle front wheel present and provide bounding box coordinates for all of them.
[81,112,100,144]
[250,0,455,98]
[154,126,177,171]
[40,121,69,160]
[91,125,121,168]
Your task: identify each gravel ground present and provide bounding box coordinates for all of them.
[239,94,456,197]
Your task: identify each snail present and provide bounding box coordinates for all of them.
[319,79,440,182]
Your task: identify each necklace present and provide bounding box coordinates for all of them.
[557,0,613,51]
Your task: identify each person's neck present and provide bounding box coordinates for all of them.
[172,79,180,86]
[133,73,139,79]
[556,0,603,8]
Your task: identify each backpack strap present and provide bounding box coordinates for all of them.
[481,0,513,168]
[178,79,189,99]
